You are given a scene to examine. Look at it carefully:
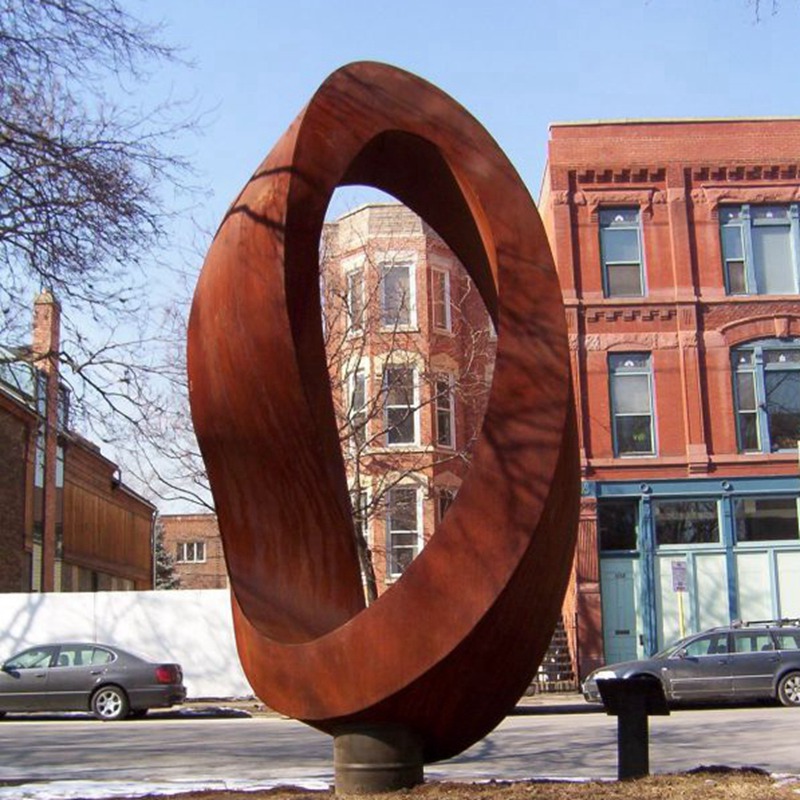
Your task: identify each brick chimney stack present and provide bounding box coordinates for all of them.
[32,290,61,371]
[32,291,61,591]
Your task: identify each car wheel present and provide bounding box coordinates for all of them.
[777,672,800,707]
[91,686,129,721]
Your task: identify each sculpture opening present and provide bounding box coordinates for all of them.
[188,61,580,790]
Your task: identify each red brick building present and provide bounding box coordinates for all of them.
[158,205,494,599]
[159,513,227,589]
[540,119,800,678]
[322,203,494,595]
[0,293,155,592]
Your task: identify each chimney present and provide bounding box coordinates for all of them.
[32,291,62,592]
[32,290,61,372]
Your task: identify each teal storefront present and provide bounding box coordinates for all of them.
[590,476,800,664]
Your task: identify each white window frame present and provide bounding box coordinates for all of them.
[434,374,456,449]
[609,353,656,457]
[386,485,422,578]
[431,267,452,332]
[348,368,368,452]
[350,486,371,547]
[345,268,365,334]
[382,365,418,446]
[380,261,416,329]
[176,541,206,564]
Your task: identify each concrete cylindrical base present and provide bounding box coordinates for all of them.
[333,723,424,794]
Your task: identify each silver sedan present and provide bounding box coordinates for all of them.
[0,642,186,720]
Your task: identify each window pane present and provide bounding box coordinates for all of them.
[432,271,450,330]
[775,633,800,650]
[435,378,453,447]
[390,547,416,575]
[721,225,744,260]
[381,265,411,326]
[765,370,800,450]
[752,205,790,222]
[598,500,638,550]
[736,498,799,542]
[753,226,795,294]
[654,500,719,546]
[599,208,639,226]
[727,261,747,294]
[738,412,760,451]
[609,353,650,370]
[765,349,800,364]
[735,372,757,411]
[732,632,773,653]
[385,369,412,405]
[388,488,417,531]
[601,228,640,263]
[615,415,653,453]
[388,487,419,576]
[347,271,363,329]
[607,264,643,296]
[684,633,728,657]
[352,373,365,410]
[384,368,415,445]
[387,408,414,443]
[7,647,55,669]
[613,374,651,414]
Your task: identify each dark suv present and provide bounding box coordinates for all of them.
[583,619,800,707]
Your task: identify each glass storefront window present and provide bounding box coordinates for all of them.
[598,499,638,551]
[735,497,800,542]
[654,499,720,546]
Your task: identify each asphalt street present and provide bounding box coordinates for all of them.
[0,702,797,796]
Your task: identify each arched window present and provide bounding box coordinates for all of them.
[732,338,800,452]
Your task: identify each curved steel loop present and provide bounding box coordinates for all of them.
[188,61,579,762]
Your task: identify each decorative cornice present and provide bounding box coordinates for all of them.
[575,188,657,218]
[696,183,800,211]
[585,307,676,324]
[576,167,666,185]
[583,332,679,351]
[692,165,798,183]
[717,313,800,346]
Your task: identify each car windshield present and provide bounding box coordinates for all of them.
[5,647,55,670]
[652,636,693,659]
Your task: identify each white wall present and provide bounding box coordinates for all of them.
[0,590,254,699]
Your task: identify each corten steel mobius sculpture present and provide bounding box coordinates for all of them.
[188,61,580,787]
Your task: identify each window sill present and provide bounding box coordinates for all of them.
[379,325,420,334]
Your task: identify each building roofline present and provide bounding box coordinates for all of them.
[549,116,800,131]
[329,201,404,223]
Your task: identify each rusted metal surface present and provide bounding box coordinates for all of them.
[188,61,579,764]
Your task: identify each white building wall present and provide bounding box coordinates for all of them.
[0,590,253,699]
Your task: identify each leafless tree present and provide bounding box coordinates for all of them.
[0,0,201,471]
[116,205,495,600]
[321,214,494,603]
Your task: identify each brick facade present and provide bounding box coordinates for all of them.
[322,203,494,595]
[540,118,800,677]
[160,514,227,590]
[0,400,30,591]
[0,294,155,592]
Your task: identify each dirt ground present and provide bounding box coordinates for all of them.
[116,770,800,800]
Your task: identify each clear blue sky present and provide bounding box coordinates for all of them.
[137,0,800,235]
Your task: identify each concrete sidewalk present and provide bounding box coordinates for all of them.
[181,691,598,719]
